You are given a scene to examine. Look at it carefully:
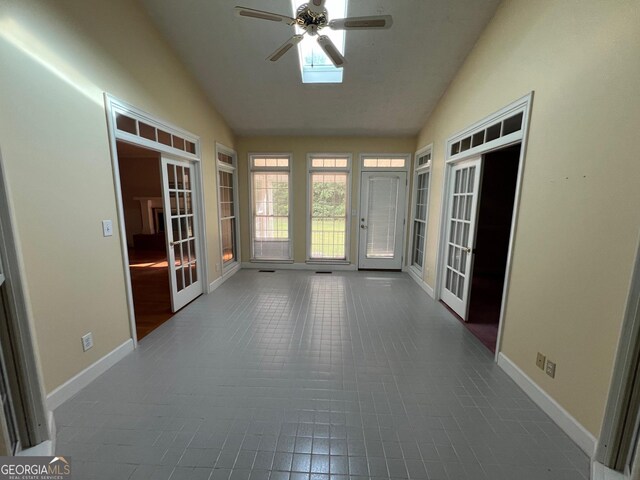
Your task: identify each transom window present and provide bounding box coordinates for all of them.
[361,155,408,170]
[307,154,351,262]
[409,146,433,274]
[250,154,292,261]
[216,146,240,269]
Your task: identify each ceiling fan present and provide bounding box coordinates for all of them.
[234,0,393,67]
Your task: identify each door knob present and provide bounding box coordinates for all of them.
[360,225,367,229]
[461,246,471,253]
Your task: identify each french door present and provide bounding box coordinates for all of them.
[358,171,407,269]
[161,157,202,311]
[440,157,483,318]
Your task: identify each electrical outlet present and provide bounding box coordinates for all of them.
[546,360,556,378]
[536,352,546,370]
[102,220,113,237]
[215,263,220,272]
[82,332,94,352]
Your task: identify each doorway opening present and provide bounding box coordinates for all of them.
[105,94,207,345]
[116,141,172,340]
[436,94,532,356]
[465,144,521,352]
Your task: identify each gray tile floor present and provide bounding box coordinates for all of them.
[55,270,590,479]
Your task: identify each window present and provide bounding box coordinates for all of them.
[409,147,432,273]
[216,146,240,269]
[361,154,408,170]
[307,155,351,261]
[250,154,292,261]
[449,111,524,156]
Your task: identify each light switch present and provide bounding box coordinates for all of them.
[351,209,357,216]
[102,220,113,237]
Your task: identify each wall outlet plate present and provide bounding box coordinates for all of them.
[546,360,556,378]
[536,352,546,370]
[82,332,94,352]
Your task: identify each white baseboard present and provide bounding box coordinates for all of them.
[241,262,357,271]
[46,339,134,411]
[208,263,241,293]
[497,353,597,457]
[407,267,435,298]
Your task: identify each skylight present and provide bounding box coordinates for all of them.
[291,0,347,84]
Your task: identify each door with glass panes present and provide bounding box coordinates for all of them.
[358,171,407,269]
[440,157,482,319]
[161,157,202,311]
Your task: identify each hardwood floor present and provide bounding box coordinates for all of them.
[128,248,173,340]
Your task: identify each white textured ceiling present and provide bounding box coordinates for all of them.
[139,0,501,136]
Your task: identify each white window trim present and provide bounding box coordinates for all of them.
[306,153,352,264]
[248,152,294,262]
[408,144,433,276]
[215,143,241,275]
[360,153,411,172]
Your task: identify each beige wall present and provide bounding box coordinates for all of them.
[0,0,234,393]
[416,0,640,436]
[236,136,415,264]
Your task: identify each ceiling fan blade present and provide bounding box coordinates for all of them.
[234,6,296,25]
[317,35,346,67]
[329,15,393,30]
[267,35,304,62]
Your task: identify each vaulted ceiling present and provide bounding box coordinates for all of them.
[139,0,501,136]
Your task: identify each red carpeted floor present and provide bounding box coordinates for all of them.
[443,274,503,353]
[128,248,174,340]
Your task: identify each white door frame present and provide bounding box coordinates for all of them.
[0,147,49,449]
[434,92,533,360]
[357,153,411,269]
[104,94,209,346]
[215,143,241,277]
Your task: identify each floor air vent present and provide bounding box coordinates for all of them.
[315,271,333,274]
[258,270,275,273]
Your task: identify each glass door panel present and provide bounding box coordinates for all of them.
[161,157,202,311]
[440,157,482,319]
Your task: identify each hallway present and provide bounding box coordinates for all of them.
[54,270,589,479]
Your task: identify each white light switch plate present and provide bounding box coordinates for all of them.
[81,332,93,351]
[102,220,113,237]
